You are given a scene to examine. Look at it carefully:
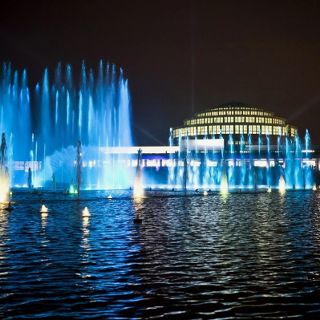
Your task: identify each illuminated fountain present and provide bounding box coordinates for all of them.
[0,61,133,190]
[0,64,317,193]
[169,130,315,192]
[76,140,82,196]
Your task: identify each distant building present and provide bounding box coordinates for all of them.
[171,102,297,149]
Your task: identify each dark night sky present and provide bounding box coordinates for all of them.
[1,0,320,145]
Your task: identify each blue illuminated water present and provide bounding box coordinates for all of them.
[169,131,315,191]
[0,62,133,189]
[1,190,320,318]
[0,63,316,191]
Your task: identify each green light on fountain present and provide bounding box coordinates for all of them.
[69,184,78,195]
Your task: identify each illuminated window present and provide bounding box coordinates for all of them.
[246,117,255,123]
[213,125,220,134]
[273,126,278,135]
[197,126,207,135]
[235,116,245,122]
[188,127,197,136]
[239,125,245,134]
[264,126,272,135]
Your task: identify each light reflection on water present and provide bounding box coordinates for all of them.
[0,190,320,318]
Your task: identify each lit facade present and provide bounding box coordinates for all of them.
[171,102,297,144]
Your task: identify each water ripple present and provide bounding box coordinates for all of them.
[0,190,320,318]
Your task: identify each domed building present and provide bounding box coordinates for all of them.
[171,102,297,150]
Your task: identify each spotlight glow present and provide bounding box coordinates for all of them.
[82,207,90,217]
[0,165,9,203]
[40,204,48,213]
[133,181,144,198]
[279,176,286,194]
[69,184,78,195]
[220,175,229,194]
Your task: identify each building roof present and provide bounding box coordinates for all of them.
[171,102,297,139]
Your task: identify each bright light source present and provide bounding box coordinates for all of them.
[40,205,48,213]
[220,175,228,194]
[279,176,286,194]
[82,207,90,217]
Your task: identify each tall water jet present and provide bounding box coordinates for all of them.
[168,128,175,186]
[183,153,188,195]
[203,135,210,187]
[239,134,246,187]
[304,129,313,189]
[0,61,134,189]
[294,135,303,189]
[247,134,254,188]
[76,140,82,197]
[0,65,31,164]
[266,134,271,188]
[284,137,294,189]
[227,134,235,187]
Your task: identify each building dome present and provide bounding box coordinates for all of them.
[171,102,297,142]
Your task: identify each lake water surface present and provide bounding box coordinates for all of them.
[1,190,320,319]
